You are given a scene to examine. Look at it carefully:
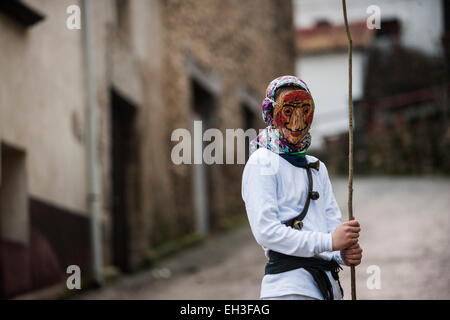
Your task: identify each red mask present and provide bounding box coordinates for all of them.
[273,90,314,145]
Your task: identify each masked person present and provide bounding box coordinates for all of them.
[242,76,362,300]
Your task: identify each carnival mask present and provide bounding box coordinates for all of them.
[273,90,314,145]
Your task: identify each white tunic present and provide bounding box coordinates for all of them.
[241,148,344,300]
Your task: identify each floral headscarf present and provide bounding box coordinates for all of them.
[251,75,314,154]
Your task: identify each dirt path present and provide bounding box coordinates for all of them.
[78,177,450,300]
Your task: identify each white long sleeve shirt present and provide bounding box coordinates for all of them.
[241,148,344,300]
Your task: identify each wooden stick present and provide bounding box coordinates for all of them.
[342,0,357,300]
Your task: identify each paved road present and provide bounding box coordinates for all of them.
[78,177,450,300]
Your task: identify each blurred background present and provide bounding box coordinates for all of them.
[0,0,448,300]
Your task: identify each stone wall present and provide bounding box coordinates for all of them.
[0,0,296,297]
[156,0,296,244]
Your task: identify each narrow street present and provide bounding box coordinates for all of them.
[78,177,450,300]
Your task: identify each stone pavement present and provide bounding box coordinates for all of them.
[76,177,450,300]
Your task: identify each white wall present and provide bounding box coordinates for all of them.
[0,0,88,213]
[296,52,365,149]
[294,0,444,56]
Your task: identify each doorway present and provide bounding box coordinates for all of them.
[110,89,137,272]
[191,79,216,234]
[0,143,29,298]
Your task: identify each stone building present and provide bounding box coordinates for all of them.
[321,18,449,175]
[352,44,449,175]
[0,0,295,298]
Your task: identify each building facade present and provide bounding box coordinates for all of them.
[294,0,445,150]
[0,0,295,298]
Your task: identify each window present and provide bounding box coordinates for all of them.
[0,1,45,27]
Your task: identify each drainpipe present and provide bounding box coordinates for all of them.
[82,0,103,285]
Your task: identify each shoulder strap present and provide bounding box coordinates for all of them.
[286,162,320,229]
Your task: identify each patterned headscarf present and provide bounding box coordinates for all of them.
[251,75,313,154]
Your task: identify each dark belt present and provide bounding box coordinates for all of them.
[265,250,343,300]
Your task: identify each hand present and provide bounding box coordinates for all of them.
[341,242,363,266]
[331,220,360,251]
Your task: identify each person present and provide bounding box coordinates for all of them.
[241,75,362,300]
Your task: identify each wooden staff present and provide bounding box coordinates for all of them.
[342,0,357,300]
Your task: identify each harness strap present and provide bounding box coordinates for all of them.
[286,165,313,228]
[279,158,320,229]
